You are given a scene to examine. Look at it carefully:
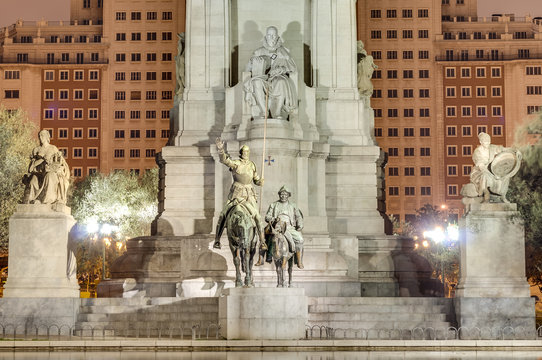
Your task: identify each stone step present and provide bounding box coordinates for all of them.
[308,297,452,306]
[81,297,218,306]
[79,303,216,314]
[308,312,449,323]
[307,320,453,330]
[308,304,451,314]
[77,311,218,323]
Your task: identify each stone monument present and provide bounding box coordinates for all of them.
[455,133,535,338]
[2,130,79,329]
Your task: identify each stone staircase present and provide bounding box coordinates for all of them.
[76,297,219,337]
[308,297,456,331]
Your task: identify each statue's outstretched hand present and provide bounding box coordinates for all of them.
[215,137,224,151]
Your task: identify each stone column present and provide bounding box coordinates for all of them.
[455,203,535,338]
[4,204,79,298]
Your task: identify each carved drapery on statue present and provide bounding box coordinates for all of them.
[461,132,521,208]
[243,26,298,119]
[357,41,378,99]
[174,32,185,102]
[23,130,70,205]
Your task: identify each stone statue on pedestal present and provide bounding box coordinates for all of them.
[214,138,266,251]
[357,41,377,99]
[243,26,297,119]
[461,132,521,207]
[23,129,70,205]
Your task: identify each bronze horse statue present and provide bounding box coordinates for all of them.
[226,203,258,287]
[268,219,294,287]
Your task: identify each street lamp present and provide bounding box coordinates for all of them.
[422,224,459,297]
[86,221,117,280]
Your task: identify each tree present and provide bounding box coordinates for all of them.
[69,169,158,285]
[509,113,542,286]
[0,107,37,253]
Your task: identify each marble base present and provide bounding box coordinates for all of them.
[3,204,79,298]
[456,203,530,298]
[0,298,80,334]
[454,297,536,339]
[219,287,307,340]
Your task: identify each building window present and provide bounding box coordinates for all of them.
[116,12,126,20]
[418,9,429,17]
[5,70,20,79]
[403,89,414,98]
[147,91,157,100]
[461,87,471,97]
[476,86,486,97]
[88,109,98,119]
[59,109,68,119]
[447,146,457,156]
[419,50,429,59]
[418,30,429,39]
[402,9,412,18]
[88,90,99,100]
[404,109,414,117]
[446,126,456,136]
[89,70,98,80]
[146,130,156,138]
[114,149,125,158]
[477,125,487,134]
[371,51,381,60]
[131,72,141,81]
[161,72,172,81]
[388,167,399,176]
[116,53,126,62]
[492,86,502,97]
[115,72,125,81]
[462,145,472,156]
[130,111,141,119]
[130,149,141,158]
[421,167,431,176]
[58,129,68,138]
[162,11,173,20]
[445,68,455,78]
[405,187,415,196]
[130,130,140,139]
[131,53,141,62]
[448,185,458,196]
[131,91,141,100]
[374,128,383,137]
[419,89,429,98]
[162,110,170,119]
[386,9,397,18]
[388,128,398,137]
[73,109,83,119]
[44,90,54,100]
[161,130,170,138]
[463,165,472,176]
[403,128,414,137]
[147,32,157,41]
[461,106,471,117]
[146,149,156,158]
[388,109,398,117]
[493,125,503,136]
[403,51,413,59]
[402,30,413,39]
[73,89,84,100]
[88,128,98,138]
[115,91,126,101]
[476,67,486,78]
[131,12,141,20]
[475,49,484,59]
[374,109,382,117]
[404,167,415,176]
[73,128,83,139]
[162,91,172,100]
[492,67,502,77]
[419,108,430,117]
[162,32,173,41]
[447,165,457,176]
[4,90,19,99]
[404,148,414,156]
[446,106,456,117]
[73,168,82,177]
[114,111,125,120]
[73,148,83,158]
[74,70,84,80]
[372,89,382,98]
[420,147,430,156]
[420,128,430,137]
[518,49,530,59]
[403,70,413,79]
[147,11,157,20]
[460,67,471,78]
[527,86,542,95]
[445,87,456,98]
[44,109,54,119]
[146,111,156,119]
[421,187,431,196]
[116,33,126,41]
[387,89,398,98]
[370,9,381,18]
[83,0,90,8]
[388,148,398,157]
[147,53,157,61]
[462,126,472,137]
[476,106,487,117]
[372,70,382,79]
[387,51,398,59]
[131,33,141,41]
[492,106,502,117]
[419,70,429,78]
[16,54,29,63]
[388,187,399,196]
[386,30,397,39]
[370,30,381,39]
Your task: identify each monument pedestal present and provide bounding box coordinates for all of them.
[455,203,535,338]
[219,287,307,340]
[3,204,79,298]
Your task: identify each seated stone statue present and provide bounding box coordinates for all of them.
[243,26,297,120]
[23,130,70,205]
[461,132,521,205]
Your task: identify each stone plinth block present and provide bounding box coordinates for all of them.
[456,203,530,298]
[218,287,307,340]
[454,297,536,339]
[4,204,79,298]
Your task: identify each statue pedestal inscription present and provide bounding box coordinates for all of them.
[3,204,79,298]
[219,287,307,340]
[455,203,535,338]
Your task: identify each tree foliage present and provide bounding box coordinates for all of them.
[0,107,37,253]
[69,169,159,240]
[509,113,542,285]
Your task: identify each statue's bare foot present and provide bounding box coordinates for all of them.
[213,241,221,249]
